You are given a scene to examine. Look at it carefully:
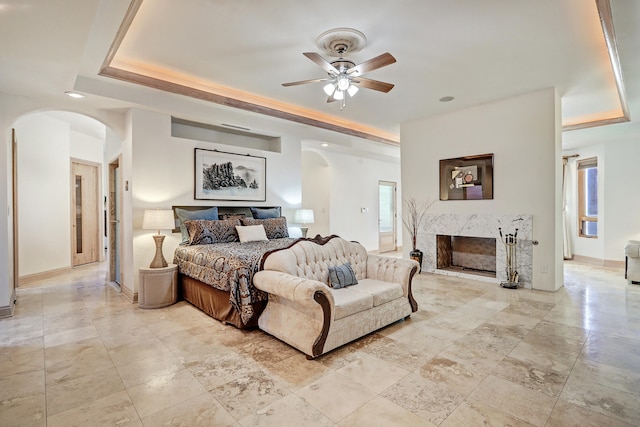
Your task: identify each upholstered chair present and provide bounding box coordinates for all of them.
[624,240,640,284]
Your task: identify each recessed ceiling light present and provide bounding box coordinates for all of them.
[65,91,85,99]
[321,143,329,147]
[439,96,455,102]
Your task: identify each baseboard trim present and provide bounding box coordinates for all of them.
[19,266,73,286]
[572,255,624,268]
[0,289,16,318]
[121,285,138,303]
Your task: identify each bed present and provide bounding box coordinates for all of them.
[172,206,299,328]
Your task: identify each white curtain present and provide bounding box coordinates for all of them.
[562,157,573,260]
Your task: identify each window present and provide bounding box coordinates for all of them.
[577,157,598,238]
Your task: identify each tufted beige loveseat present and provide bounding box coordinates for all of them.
[254,235,419,359]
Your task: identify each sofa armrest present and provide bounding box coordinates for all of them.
[253,270,335,358]
[366,255,419,312]
[254,270,335,312]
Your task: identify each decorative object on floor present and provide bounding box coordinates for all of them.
[402,198,435,272]
[142,209,175,268]
[282,28,396,110]
[440,153,494,200]
[294,208,315,238]
[625,240,640,284]
[194,148,266,201]
[499,227,519,288]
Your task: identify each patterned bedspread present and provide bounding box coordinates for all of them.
[173,238,297,324]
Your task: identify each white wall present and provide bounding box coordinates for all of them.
[564,138,640,263]
[15,114,72,276]
[125,109,303,294]
[14,113,106,277]
[301,150,331,237]
[401,88,563,291]
[318,149,402,251]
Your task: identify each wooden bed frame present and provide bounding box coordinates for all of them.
[172,205,281,329]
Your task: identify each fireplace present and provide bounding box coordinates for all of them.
[419,213,533,288]
[437,235,496,278]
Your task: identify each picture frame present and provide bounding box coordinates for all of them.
[194,148,266,201]
[439,153,493,200]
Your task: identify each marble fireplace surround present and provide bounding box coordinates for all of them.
[418,213,533,288]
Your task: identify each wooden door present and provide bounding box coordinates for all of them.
[71,161,100,266]
[378,181,397,253]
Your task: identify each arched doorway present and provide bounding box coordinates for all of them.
[12,111,116,286]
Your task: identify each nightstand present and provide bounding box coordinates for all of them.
[138,264,178,309]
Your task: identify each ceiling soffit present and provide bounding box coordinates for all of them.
[99,0,628,142]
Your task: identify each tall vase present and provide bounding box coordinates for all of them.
[410,249,423,273]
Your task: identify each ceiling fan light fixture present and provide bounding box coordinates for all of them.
[337,76,350,91]
[347,84,359,97]
[323,82,336,96]
[334,90,344,100]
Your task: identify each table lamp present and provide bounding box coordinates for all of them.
[142,209,175,268]
[294,209,315,238]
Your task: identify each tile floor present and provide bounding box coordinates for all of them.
[1,260,639,426]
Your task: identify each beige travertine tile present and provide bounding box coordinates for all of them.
[336,353,409,393]
[141,391,236,427]
[46,390,141,427]
[0,348,43,378]
[491,356,568,397]
[127,369,207,419]
[107,336,172,366]
[467,374,556,426]
[259,352,331,392]
[441,400,536,427]
[337,395,434,427]
[296,371,377,423]
[568,358,640,397]
[43,325,99,348]
[44,337,114,384]
[115,351,185,388]
[3,260,639,426]
[559,375,640,425]
[546,399,636,427]
[0,393,46,427]
[382,373,466,425]
[239,393,333,427]
[0,370,46,427]
[210,368,290,420]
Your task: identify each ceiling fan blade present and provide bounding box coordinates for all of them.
[347,52,396,77]
[352,77,395,93]
[303,52,339,75]
[282,78,330,87]
[327,96,338,103]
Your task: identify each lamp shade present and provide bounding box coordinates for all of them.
[294,209,315,224]
[142,209,175,232]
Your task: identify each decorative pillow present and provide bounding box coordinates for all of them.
[250,206,281,219]
[220,213,246,220]
[236,225,269,243]
[328,262,359,289]
[175,207,219,244]
[184,219,239,245]
[241,217,289,239]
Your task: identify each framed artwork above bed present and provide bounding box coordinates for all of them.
[194,148,266,201]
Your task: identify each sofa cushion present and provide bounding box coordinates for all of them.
[332,288,373,320]
[351,279,404,306]
[328,262,358,289]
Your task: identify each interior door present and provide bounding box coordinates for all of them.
[12,129,18,293]
[378,181,397,253]
[71,161,100,266]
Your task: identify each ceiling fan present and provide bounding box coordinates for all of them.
[282,28,396,109]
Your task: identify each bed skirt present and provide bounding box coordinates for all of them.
[180,274,265,329]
